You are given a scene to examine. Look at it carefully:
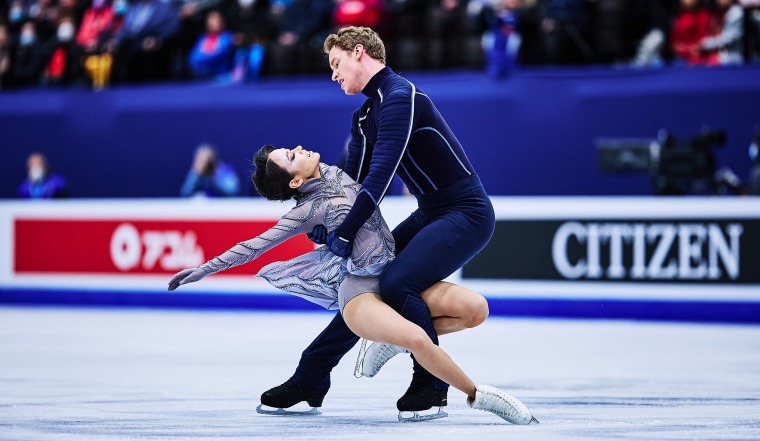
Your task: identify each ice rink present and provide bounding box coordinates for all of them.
[1,306,759,441]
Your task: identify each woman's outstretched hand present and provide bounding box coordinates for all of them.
[168,268,207,291]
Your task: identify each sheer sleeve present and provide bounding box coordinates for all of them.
[197,203,317,276]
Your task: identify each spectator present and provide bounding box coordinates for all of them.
[671,0,720,65]
[18,152,70,199]
[180,144,241,197]
[171,0,224,79]
[77,0,121,54]
[109,0,178,83]
[188,10,234,78]
[7,20,48,88]
[77,0,123,88]
[43,15,84,86]
[700,0,744,64]
[224,0,273,82]
[481,0,523,78]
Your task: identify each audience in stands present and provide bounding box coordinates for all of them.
[1,0,760,90]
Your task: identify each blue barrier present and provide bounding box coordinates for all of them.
[2,65,760,198]
[2,287,759,324]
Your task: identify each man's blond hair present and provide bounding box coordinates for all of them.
[323,26,386,64]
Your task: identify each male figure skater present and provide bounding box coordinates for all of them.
[261,26,497,421]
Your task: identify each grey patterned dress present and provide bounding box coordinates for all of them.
[195,164,395,310]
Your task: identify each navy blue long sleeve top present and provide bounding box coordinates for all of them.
[335,67,476,240]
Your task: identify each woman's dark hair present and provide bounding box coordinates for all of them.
[252,144,299,201]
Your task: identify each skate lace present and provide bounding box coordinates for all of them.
[476,387,525,422]
[353,338,369,378]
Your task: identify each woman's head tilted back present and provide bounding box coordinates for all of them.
[252,144,299,201]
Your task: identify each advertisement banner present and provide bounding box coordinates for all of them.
[464,219,758,284]
[14,219,314,276]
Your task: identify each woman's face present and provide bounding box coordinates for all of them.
[269,145,321,185]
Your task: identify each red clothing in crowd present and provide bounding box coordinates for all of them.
[671,7,721,65]
[76,7,118,50]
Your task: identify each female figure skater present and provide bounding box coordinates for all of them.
[168,144,537,425]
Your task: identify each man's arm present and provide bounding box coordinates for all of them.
[330,82,415,255]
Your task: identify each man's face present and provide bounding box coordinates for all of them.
[269,145,321,186]
[329,45,364,95]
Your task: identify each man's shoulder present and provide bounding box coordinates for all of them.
[379,72,414,97]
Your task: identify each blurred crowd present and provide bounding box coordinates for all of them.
[1,0,760,89]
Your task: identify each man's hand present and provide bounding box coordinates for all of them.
[327,232,353,258]
[307,224,328,244]
[168,267,207,291]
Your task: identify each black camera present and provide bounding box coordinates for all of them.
[596,127,740,195]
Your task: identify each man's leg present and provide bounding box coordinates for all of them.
[260,312,359,409]
[380,205,495,412]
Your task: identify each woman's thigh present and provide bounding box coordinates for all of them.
[341,293,426,347]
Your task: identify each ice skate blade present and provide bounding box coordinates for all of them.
[530,416,540,424]
[256,404,321,416]
[398,407,448,422]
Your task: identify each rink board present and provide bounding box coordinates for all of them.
[1,197,759,322]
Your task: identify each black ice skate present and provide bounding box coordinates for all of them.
[396,385,448,422]
[256,380,325,416]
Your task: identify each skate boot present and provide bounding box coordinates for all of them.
[396,385,448,422]
[359,341,410,378]
[467,384,539,425]
[256,380,325,416]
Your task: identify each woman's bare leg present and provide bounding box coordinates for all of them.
[343,293,477,399]
[421,282,489,336]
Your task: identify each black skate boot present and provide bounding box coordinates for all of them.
[396,385,448,422]
[256,380,326,416]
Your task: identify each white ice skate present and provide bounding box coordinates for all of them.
[467,385,539,425]
[354,339,410,378]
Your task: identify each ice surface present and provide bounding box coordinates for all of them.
[1,307,759,441]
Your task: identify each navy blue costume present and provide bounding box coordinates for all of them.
[289,67,495,397]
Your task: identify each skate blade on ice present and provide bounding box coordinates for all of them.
[256,403,321,416]
[398,407,448,422]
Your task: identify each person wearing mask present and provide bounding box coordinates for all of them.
[18,152,70,199]
[44,15,83,86]
[8,20,48,88]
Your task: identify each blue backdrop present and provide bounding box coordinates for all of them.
[2,65,759,198]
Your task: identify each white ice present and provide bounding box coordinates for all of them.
[1,306,759,441]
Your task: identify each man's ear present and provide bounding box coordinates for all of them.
[289,177,303,189]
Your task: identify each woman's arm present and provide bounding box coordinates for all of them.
[168,205,314,290]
